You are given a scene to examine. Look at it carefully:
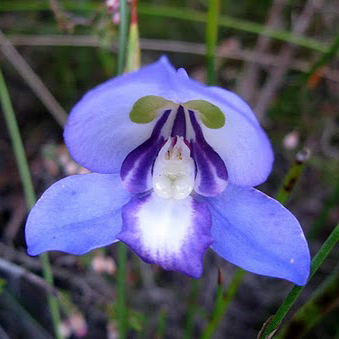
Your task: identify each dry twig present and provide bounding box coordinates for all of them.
[0,29,68,127]
[254,0,324,121]
[237,0,288,105]
[6,34,339,84]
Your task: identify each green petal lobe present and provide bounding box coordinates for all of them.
[130,95,175,124]
[184,100,225,129]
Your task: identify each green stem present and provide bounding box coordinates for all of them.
[200,269,245,339]
[116,1,129,338]
[260,222,339,338]
[117,0,129,75]
[0,66,62,339]
[276,148,310,205]
[206,0,220,85]
[184,279,199,339]
[0,70,35,209]
[278,268,339,338]
[40,252,63,339]
[117,243,128,338]
[155,308,167,339]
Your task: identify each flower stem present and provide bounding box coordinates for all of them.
[276,148,310,205]
[155,307,167,339]
[117,243,128,338]
[117,0,129,75]
[0,66,62,339]
[184,279,200,339]
[200,268,245,339]
[116,1,129,337]
[277,267,339,338]
[259,222,339,339]
[206,0,220,85]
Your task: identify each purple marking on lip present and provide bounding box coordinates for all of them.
[120,110,171,193]
[189,110,228,196]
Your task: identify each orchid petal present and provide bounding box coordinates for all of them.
[64,57,177,174]
[117,193,213,278]
[26,174,131,255]
[207,185,310,285]
[65,56,273,185]
[208,86,260,127]
[175,76,274,187]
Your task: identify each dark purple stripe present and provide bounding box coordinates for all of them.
[171,105,186,137]
[189,110,228,196]
[190,141,217,193]
[120,110,171,193]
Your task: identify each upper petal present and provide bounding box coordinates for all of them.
[64,57,178,174]
[117,192,213,278]
[207,185,310,285]
[208,86,260,127]
[26,173,131,255]
[178,81,274,187]
[65,56,273,186]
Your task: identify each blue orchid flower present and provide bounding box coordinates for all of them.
[25,57,310,285]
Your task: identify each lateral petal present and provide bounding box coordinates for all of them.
[26,173,131,255]
[207,185,310,285]
[117,193,213,278]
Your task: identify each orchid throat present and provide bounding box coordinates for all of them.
[120,98,228,199]
[153,136,195,200]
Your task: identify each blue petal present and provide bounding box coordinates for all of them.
[117,192,213,278]
[175,79,274,187]
[207,185,310,285]
[26,173,131,255]
[65,56,273,185]
[208,86,260,127]
[64,57,177,174]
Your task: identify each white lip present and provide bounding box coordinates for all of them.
[152,137,195,200]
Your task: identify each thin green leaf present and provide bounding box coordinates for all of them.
[259,222,339,339]
[0,66,63,339]
[205,0,220,85]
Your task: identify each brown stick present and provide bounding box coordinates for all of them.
[6,34,339,83]
[237,0,288,105]
[254,0,324,121]
[0,29,68,127]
